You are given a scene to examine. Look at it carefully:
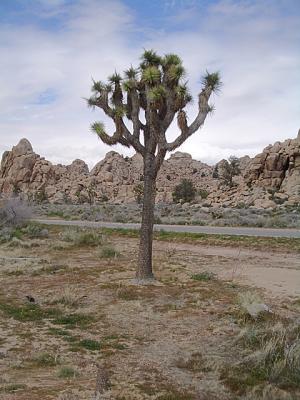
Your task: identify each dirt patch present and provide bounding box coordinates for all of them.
[0,227,299,399]
[152,241,300,299]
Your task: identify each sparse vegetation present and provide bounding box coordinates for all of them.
[33,202,300,229]
[191,271,216,281]
[198,188,209,199]
[172,179,196,203]
[100,245,120,258]
[0,197,31,228]
[33,352,61,367]
[61,228,104,246]
[53,313,94,329]
[78,339,101,351]
[222,320,300,395]
[57,366,78,379]
[0,223,299,399]
[24,222,48,238]
[0,301,61,322]
[50,286,81,307]
[117,286,139,301]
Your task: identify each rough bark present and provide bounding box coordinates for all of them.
[136,152,156,281]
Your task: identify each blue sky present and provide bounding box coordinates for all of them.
[0,0,299,167]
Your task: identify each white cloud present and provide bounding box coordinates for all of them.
[0,0,299,169]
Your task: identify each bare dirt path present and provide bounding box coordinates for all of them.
[151,240,300,299]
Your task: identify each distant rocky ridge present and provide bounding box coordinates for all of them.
[1,131,300,209]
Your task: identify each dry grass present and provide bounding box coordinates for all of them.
[0,224,299,399]
[50,285,82,307]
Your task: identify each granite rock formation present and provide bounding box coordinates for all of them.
[1,132,300,208]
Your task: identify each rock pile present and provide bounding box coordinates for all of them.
[1,132,300,208]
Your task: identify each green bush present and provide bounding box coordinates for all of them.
[198,188,209,199]
[57,366,78,378]
[61,228,103,246]
[172,179,196,203]
[191,271,216,281]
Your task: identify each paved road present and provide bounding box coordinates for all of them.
[34,219,300,238]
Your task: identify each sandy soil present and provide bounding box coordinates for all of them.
[0,228,299,400]
[152,241,300,299]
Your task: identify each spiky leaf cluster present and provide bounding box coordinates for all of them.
[202,71,222,93]
[88,49,221,153]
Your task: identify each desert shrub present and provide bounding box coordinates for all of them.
[57,366,78,378]
[78,339,101,351]
[223,321,300,394]
[57,390,80,400]
[50,286,81,307]
[117,287,139,301]
[211,209,223,219]
[99,194,109,202]
[24,223,48,238]
[198,188,209,199]
[100,246,120,258]
[191,271,216,281]
[61,228,103,246]
[34,188,48,204]
[0,383,27,393]
[33,352,61,367]
[175,352,208,372]
[237,291,272,321]
[236,202,247,209]
[0,198,31,228]
[112,213,127,223]
[172,179,196,203]
[53,313,94,329]
[133,183,144,204]
[0,227,15,243]
[47,210,65,218]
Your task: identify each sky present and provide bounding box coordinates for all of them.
[0,0,299,168]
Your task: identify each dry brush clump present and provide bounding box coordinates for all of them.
[50,286,82,308]
[237,291,272,321]
[0,197,32,243]
[60,228,105,247]
[0,197,32,228]
[222,293,300,398]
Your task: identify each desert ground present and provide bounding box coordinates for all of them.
[0,224,299,400]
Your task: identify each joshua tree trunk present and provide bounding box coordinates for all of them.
[136,152,156,281]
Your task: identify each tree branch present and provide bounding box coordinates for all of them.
[162,87,176,130]
[163,86,212,151]
[119,119,145,155]
[91,122,129,147]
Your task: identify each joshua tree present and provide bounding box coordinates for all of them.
[87,50,221,282]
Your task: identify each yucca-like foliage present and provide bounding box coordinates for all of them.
[140,49,162,69]
[202,71,222,93]
[142,66,161,85]
[88,49,221,133]
[87,49,221,281]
